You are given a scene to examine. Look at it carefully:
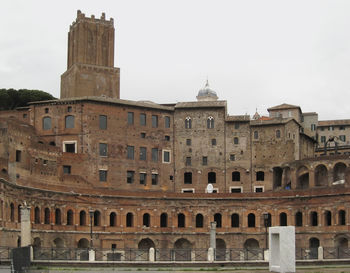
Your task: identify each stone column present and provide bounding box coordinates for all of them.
[20,204,31,247]
[209,222,216,249]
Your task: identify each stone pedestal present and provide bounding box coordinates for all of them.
[20,204,31,247]
[209,222,216,249]
[89,249,95,261]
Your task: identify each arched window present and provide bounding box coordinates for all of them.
[55,208,61,225]
[207,116,214,129]
[178,213,185,228]
[34,207,40,224]
[44,208,50,224]
[94,211,101,226]
[42,116,52,130]
[126,213,133,227]
[248,213,255,227]
[231,213,239,227]
[17,205,21,223]
[339,210,346,225]
[214,213,222,228]
[232,171,240,181]
[67,209,73,226]
[196,214,203,228]
[310,211,318,226]
[65,115,75,129]
[256,171,264,181]
[280,212,287,226]
[10,203,14,222]
[208,172,216,183]
[79,210,86,226]
[160,213,168,228]
[143,213,150,227]
[295,211,303,227]
[185,117,192,129]
[324,210,332,226]
[276,130,281,138]
[110,212,116,227]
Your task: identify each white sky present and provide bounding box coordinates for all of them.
[1,0,350,120]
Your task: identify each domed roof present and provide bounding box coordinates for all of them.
[196,80,218,101]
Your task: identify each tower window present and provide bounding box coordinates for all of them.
[165,116,170,128]
[151,148,158,162]
[185,117,192,129]
[234,137,239,144]
[127,112,134,125]
[99,115,107,130]
[127,146,134,159]
[207,116,214,129]
[42,117,52,130]
[99,143,108,156]
[211,139,216,146]
[186,139,191,146]
[186,157,191,166]
[140,147,147,160]
[254,131,258,139]
[140,113,146,126]
[99,170,107,182]
[202,156,208,165]
[65,115,75,129]
[152,115,158,128]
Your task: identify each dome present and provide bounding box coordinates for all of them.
[196,80,218,101]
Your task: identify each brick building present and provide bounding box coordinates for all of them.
[0,10,350,255]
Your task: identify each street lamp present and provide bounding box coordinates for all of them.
[263,213,269,250]
[89,209,94,249]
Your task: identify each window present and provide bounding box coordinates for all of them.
[44,208,50,224]
[140,147,147,160]
[63,141,77,153]
[178,213,185,227]
[230,187,242,193]
[160,213,168,227]
[152,115,158,128]
[143,213,150,227]
[43,117,52,130]
[196,214,204,228]
[15,150,21,162]
[234,137,239,144]
[163,150,170,163]
[165,116,170,128]
[23,113,27,118]
[340,126,345,130]
[234,123,240,129]
[140,113,146,126]
[256,171,264,181]
[45,108,49,114]
[211,139,216,146]
[140,173,147,185]
[207,116,214,129]
[182,189,194,193]
[126,213,133,227]
[151,148,158,162]
[99,143,107,156]
[254,131,258,139]
[230,154,235,161]
[231,213,239,227]
[280,212,287,226]
[248,213,255,227]
[276,130,281,138]
[295,212,303,227]
[311,124,316,131]
[208,172,216,183]
[110,212,116,227]
[151,173,158,185]
[329,126,334,131]
[320,136,326,143]
[165,135,170,141]
[185,117,192,129]
[184,172,192,184]
[202,156,208,165]
[232,171,240,181]
[186,157,191,166]
[34,207,40,224]
[340,135,346,142]
[254,186,264,193]
[214,213,222,228]
[99,115,107,130]
[67,106,72,112]
[127,171,135,183]
[186,139,191,146]
[140,132,146,138]
[320,127,324,131]
[65,115,75,129]
[127,112,134,125]
[127,146,134,159]
[63,165,71,174]
[99,170,107,182]
[55,209,61,225]
[67,210,73,225]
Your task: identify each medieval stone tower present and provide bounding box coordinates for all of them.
[60,10,120,99]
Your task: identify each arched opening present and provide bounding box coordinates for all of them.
[66,209,73,226]
[315,164,328,187]
[339,210,346,225]
[297,166,309,189]
[283,167,292,189]
[178,213,185,228]
[214,213,222,228]
[195,214,203,228]
[333,162,347,183]
[309,238,320,259]
[231,213,239,227]
[160,213,167,228]
[55,209,61,225]
[110,212,116,227]
[216,239,226,261]
[248,213,255,227]
[53,237,64,248]
[208,172,216,183]
[17,237,21,248]
[279,212,287,226]
[138,238,155,249]
[295,211,303,227]
[94,210,101,226]
[34,207,40,224]
[273,167,283,189]
[17,205,21,223]
[324,210,332,226]
[44,208,50,224]
[10,203,14,222]
[335,236,349,258]
[174,238,192,261]
[77,238,89,249]
[143,213,150,227]
[126,213,133,227]
[79,210,86,226]
[310,211,318,226]
[244,238,259,249]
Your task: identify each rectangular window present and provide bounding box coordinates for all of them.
[140,147,147,160]
[127,146,134,159]
[165,116,170,128]
[320,127,324,131]
[165,135,170,141]
[43,117,51,130]
[230,187,242,193]
[140,173,147,185]
[211,139,216,146]
[254,186,264,193]
[230,154,235,161]
[140,132,146,138]
[127,171,135,183]
[186,157,191,166]
[99,170,107,182]
[163,150,170,163]
[254,131,259,139]
[340,126,345,130]
[15,150,21,162]
[63,141,77,153]
[99,115,107,130]
[184,172,192,184]
[63,165,71,174]
[182,189,194,193]
[140,113,146,126]
[320,136,326,143]
[234,123,239,129]
[99,143,108,156]
[152,115,158,128]
[152,173,158,185]
[186,139,191,146]
[202,156,208,165]
[340,135,346,142]
[311,124,316,131]
[152,148,158,162]
[329,126,334,131]
[127,112,134,125]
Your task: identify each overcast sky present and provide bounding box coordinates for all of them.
[1,0,350,120]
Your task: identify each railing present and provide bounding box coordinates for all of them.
[323,247,350,259]
[0,247,12,261]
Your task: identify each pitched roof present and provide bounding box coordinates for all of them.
[267,103,301,111]
[318,119,350,126]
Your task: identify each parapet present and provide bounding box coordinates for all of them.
[70,10,114,30]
